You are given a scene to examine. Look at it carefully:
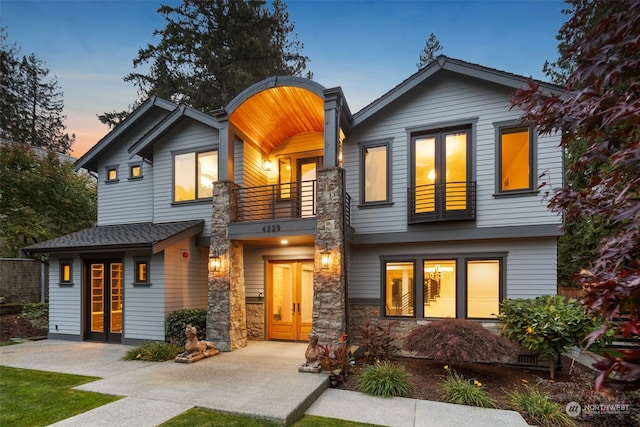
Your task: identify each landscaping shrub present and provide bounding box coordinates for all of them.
[498,295,602,379]
[319,333,352,387]
[507,386,574,427]
[165,308,206,347]
[439,366,497,408]
[123,341,181,361]
[356,360,413,398]
[403,318,518,364]
[357,319,398,361]
[21,302,48,330]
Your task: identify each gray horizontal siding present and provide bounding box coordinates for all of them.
[347,237,558,301]
[345,73,562,235]
[152,120,219,236]
[123,252,165,341]
[48,255,81,336]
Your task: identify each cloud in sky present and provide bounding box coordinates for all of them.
[1,0,567,156]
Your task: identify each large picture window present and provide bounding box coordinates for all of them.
[410,126,474,222]
[497,125,535,193]
[383,255,502,320]
[360,141,390,205]
[174,150,218,202]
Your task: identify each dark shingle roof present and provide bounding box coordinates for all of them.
[23,220,204,255]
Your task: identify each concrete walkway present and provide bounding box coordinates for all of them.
[0,339,530,426]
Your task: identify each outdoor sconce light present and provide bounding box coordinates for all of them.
[262,158,273,172]
[209,248,221,272]
[321,249,331,270]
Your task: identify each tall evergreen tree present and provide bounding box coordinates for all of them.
[416,33,443,69]
[0,27,74,153]
[99,0,308,128]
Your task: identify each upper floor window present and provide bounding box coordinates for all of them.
[129,163,142,180]
[174,150,218,202]
[409,125,475,223]
[360,140,391,205]
[105,165,118,183]
[497,124,535,193]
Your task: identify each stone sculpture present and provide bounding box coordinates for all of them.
[299,334,323,373]
[175,324,219,363]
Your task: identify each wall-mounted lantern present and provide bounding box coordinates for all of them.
[209,248,221,272]
[262,158,273,172]
[320,249,331,270]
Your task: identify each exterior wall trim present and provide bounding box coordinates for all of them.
[353,224,561,245]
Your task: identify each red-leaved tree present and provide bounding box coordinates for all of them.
[511,0,640,390]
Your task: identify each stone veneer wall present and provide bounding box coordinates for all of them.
[349,303,502,347]
[246,301,265,340]
[312,167,347,344]
[208,180,247,351]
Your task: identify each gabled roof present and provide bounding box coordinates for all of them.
[352,55,561,127]
[22,220,204,255]
[128,104,222,161]
[74,96,177,172]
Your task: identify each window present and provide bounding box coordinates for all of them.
[174,150,218,202]
[133,257,150,284]
[279,157,291,198]
[105,166,118,182]
[59,259,73,284]
[360,141,390,204]
[384,261,414,317]
[498,125,534,193]
[129,163,142,179]
[410,126,474,222]
[423,260,456,318]
[383,255,502,320]
[466,260,500,318]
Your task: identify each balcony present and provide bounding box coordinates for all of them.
[408,181,476,224]
[231,180,352,224]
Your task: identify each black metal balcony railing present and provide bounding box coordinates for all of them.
[408,181,476,224]
[232,180,316,222]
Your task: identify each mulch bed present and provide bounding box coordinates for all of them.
[0,313,48,341]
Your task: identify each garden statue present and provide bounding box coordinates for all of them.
[174,324,219,363]
[299,334,323,373]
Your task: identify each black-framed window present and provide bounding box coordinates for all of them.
[133,257,150,285]
[129,163,142,180]
[59,259,73,284]
[360,140,391,205]
[409,125,474,222]
[382,254,503,320]
[496,124,536,194]
[105,165,118,183]
[173,150,218,202]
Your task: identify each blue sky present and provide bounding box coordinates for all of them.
[1,0,568,156]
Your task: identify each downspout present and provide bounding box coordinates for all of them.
[40,255,45,302]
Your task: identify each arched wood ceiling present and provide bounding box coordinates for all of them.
[229,85,324,154]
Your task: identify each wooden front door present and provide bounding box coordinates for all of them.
[84,260,123,342]
[267,260,313,341]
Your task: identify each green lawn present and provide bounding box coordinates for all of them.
[0,366,122,427]
[160,407,382,426]
[0,366,380,427]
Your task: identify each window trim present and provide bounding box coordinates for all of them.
[132,256,151,286]
[128,162,143,180]
[172,148,218,203]
[494,121,537,195]
[381,253,505,320]
[359,139,392,207]
[59,258,74,286]
[105,165,119,183]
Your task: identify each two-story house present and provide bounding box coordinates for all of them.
[24,56,563,350]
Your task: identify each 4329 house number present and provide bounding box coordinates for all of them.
[262,224,281,233]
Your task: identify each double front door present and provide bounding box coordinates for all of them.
[84,260,122,342]
[267,260,313,341]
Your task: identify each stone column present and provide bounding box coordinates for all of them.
[312,167,347,344]
[207,180,247,352]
